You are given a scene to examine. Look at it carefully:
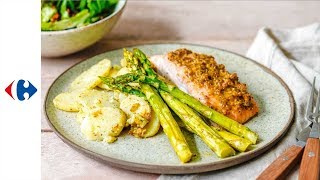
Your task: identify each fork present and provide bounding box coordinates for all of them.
[299,77,320,180]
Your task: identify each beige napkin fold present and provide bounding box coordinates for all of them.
[159,23,320,180]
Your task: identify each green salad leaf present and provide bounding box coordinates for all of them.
[41,0,119,31]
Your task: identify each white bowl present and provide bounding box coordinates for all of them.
[41,0,126,57]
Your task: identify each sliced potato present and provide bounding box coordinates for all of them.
[112,65,122,72]
[105,66,120,78]
[80,115,97,140]
[78,89,118,109]
[70,59,111,91]
[120,94,151,120]
[120,94,151,128]
[76,108,88,124]
[142,110,160,138]
[105,136,117,143]
[80,107,127,142]
[127,114,149,128]
[116,67,131,76]
[129,110,160,138]
[117,92,128,102]
[98,84,111,91]
[129,126,147,138]
[53,91,82,112]
[120,58,127,67]
[119,94,159,138]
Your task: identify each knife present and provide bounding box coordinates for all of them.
[257,126,311,180]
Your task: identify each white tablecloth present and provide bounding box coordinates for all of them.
[159,23,320,180]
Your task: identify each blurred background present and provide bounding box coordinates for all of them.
[80,1,319,54]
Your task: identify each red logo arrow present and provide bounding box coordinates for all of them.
[5,81,15,100]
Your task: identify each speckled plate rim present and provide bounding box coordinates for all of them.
[44,42,295,174]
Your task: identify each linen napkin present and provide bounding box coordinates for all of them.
[159,23,320,180]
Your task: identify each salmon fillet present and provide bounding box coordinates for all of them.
[150,48,259,124]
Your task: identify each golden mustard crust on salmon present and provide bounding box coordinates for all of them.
[151,48,258,124]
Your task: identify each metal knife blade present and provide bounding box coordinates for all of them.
[296,126,312,147]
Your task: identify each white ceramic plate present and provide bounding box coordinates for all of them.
[45,43,294,174]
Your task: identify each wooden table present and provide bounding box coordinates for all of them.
[42,1,320,179]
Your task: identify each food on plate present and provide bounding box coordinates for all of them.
[102,49,258,144]
[150,48,259,124]
[120,95,150,128]
[140,110,160,138]
[99,48,259,162]
[53,58,160,143]
[173,113,252,152]
[210,126,252,152]
[160,91,236,158]
[53,47,260,162]
[53,91,82,112]
[80,107,126,143]
[141,84,193,163]
[119,93,160,138]
[70,59,111,91]
[98,66,121,90]
[41,0,119,31]
[78,89,118,109]
[76,108,88,124]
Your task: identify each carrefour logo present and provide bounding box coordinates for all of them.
[5,79,37,101]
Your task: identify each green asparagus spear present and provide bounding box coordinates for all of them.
[140,84,193,163]
[132,49,259,144]
[99,76,145,98]
[169,88,258,144]
[175,115,252,152]
[134,48,157,78]
[211,127,252,152]
[160,91,235,158]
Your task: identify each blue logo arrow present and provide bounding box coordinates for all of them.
[16,80,37,101]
